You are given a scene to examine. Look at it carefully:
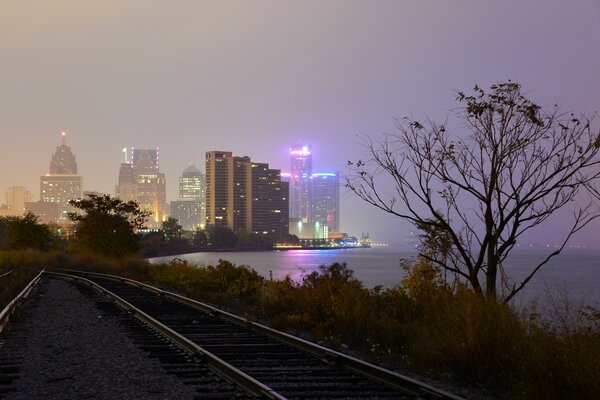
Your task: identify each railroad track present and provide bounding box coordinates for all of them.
[51,269,465,400]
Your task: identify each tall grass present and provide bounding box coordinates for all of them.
[0,249,63,309]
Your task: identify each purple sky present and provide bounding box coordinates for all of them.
[1,1,599,247]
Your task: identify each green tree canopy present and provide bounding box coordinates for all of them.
[68,194,151,257]
[161,217,182,241]
[0,212,53,251]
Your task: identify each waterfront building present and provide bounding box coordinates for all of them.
[246,162,289,236]
[4,186,34,215]
[39,132,82,222]
[289,145,312,223]
[205,151,288,235]
[206,151,232,227]
[311,172,340,233]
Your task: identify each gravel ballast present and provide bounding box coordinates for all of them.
[0,278,204,400]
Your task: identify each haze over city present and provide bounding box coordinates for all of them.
[1,0,599,246]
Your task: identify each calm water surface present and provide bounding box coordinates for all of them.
[151,248,600,306]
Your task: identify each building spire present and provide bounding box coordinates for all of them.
[61,131,67,145]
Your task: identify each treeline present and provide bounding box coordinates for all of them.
[140,218,300,257]
[0,213,62,252]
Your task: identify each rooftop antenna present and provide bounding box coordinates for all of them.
[61,131,67,145]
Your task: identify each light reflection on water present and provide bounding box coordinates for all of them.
[150,248,600,306]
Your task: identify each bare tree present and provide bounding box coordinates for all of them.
[347,82,600,302]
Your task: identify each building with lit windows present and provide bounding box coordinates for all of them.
[127,147,168,228]
[311,172,340,233]
[246,162,288,236]
[169,165,205,230]
[205,151,288,236]
[285,145,341,238]
[38,132,83,222]
[289,144,312,223]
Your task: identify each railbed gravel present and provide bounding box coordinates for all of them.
[0,278,206,400]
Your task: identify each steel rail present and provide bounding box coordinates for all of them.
[63,269,466,400]
[46,271,285,400]
[0,270,14,280]
[0,270,44,334]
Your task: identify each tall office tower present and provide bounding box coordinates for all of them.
[206,151,232,227]
[311,172,340,233]
[169,165,205,230]
[179,165,205,200]
[131,148,159,175]
[205,151,288,235]
[131,147,167,227]
[50,132,78,174]
[4,186,34,214]
[245,163,289,236]
[115,162,137,202]
[39,132,83,221]
[229,155,251,230]
[289,145,312,223]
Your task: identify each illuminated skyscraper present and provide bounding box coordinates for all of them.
[289,144,312,223]
[130,147,167,227]
[311,172,340,232]
[170,165,205,230]
[205,151,233,227]
[246,162,288,236]
[131,148,159,175]
[179,165,205,200]
[39,132,83,221]
[205,151,288,235]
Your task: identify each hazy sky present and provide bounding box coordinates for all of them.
[1,1,599,246]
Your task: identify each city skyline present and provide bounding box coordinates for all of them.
[1,1,599,246]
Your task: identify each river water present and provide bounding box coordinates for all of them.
[151,248,600,307]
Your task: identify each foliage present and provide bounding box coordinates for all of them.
[68,194,151,257]
[347,81,600,301]
[0,213,54,251]
[0,249,65,309]
[193,228,208,247]
[204,224,237,248]
[161,217,182,241]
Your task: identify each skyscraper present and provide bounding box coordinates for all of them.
[39,132,83,221]
[116,162,137,202]
[130,147,167,228]
[289,144,312,223]
[170,164,205,230]
[311,172,340,233]
[245,162,289,236]
[4,186,34,215]
[205,151,232,227]
[205,151,288,235]
[179,165,205,200]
